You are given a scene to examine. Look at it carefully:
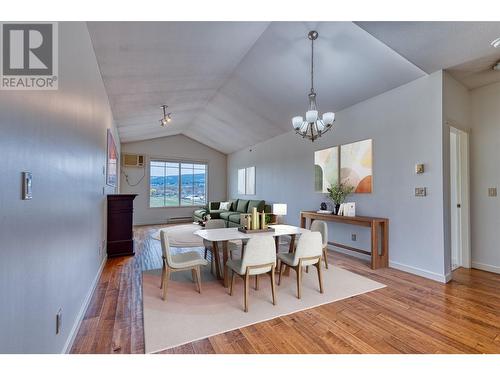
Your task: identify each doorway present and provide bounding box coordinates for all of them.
[449,126,471,270]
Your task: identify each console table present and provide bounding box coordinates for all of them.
[300,211,389,269]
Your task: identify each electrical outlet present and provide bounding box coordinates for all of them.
[488,187,497,197]
[351,234,357,241]
[415,187,427,197]
[56,309,62,335]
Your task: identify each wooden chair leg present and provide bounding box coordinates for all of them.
[270,267,276,305]
[162,267,170,301]
[229,270,235,296]
[160,263,165,289]
[316,260,324,294]
[255,274,259,290]
[244,273,250,312]
[306,266,309,273]
[296,264,302,299]
[195,266,202,294]
[191,268,196,284]
[278,261,285,286]
[323,247,329,269]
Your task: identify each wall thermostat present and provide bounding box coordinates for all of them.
[22,172,33,200]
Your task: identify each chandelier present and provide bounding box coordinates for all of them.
[292,31,335,141]
[159,104,172,127]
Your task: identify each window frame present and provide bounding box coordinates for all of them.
[148,157,209,209]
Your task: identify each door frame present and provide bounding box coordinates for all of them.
[449,124,471,269]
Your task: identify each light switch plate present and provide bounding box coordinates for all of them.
[22,172,32,200]
[488,187,497,197]
[415,164,425,174]
[415,187,427,197]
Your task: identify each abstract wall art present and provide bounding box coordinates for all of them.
[314,139,372,194]
[340,139,372,193]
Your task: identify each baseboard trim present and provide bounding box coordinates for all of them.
[62,255,107,354]
[472,261,500,274]
[329,246,448,283]
[389,260,448,283]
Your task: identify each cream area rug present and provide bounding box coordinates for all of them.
[142,261,385,353]
[151,223,204,247]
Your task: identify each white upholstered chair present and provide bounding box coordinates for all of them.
[310,220,329,269]
[160,230,208,301]
[277,231,324,299]
[226,236,277,312]
[203,219,226,272]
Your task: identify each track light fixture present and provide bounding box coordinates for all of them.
[159,105,172,127]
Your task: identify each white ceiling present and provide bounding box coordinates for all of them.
[88,21,500,154]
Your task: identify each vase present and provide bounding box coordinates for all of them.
[334,204,341,215]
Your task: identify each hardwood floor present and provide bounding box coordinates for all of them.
[70,224,500,354]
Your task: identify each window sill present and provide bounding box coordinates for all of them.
[148,205,206,209]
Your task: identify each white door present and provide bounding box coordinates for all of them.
[449,126,471,270]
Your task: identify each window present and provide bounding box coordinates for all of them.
[149,160,207,207]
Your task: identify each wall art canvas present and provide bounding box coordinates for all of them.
[237,168,246,195]
[245,166,256,195]
[106,129,118,187]
[340,139,372,193]
[314,146,339,193]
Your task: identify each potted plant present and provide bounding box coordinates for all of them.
[327,182,354,215]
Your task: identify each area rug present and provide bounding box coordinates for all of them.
[142,263,385,353]
[151,223,204,247]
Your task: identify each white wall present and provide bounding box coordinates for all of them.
[443,72,471,276]
[120,135,227,225]
[0,23,119,353]
[228,72,448,281]
[470,82,500,273]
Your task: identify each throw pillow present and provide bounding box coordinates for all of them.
[219,201,231,210]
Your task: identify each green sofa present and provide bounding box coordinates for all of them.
[193,199,271,227]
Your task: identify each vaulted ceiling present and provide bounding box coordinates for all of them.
[88,21,500,154]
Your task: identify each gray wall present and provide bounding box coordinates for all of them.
[120,135,227,225]
[0,23,119,353]
[228,71,448,281]
[470,82,500,273]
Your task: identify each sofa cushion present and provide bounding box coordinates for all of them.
[219,211,233,221]
[207,209,225,219]
[228,213,242,224]
[236,199,249,213]
[229,199,238,211]
[247,199,265,213]
[209,201,220,210]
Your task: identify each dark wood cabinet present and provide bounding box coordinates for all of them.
[107,194,137,257]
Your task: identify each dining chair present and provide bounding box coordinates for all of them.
[226,236,277,312]
[277,231,324,299]
[160,230,208,301]
[310,220,329,269]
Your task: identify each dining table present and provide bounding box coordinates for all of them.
[194,224,310,287]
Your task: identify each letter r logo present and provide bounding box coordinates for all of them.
[2,23,53,75]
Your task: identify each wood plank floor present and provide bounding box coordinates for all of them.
[70,224,500,354]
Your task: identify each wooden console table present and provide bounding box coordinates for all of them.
[300,211,389,269]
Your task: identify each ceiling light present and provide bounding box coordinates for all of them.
[491,37,500,48]
[159,105,172,127]
[291,31,335,142]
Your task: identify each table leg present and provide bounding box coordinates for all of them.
[212,241,222,281]
[381,221,389,267]
[370,222,379,269]
[300,214,306,229]
[284,234,296,276]
[222,240,229,288]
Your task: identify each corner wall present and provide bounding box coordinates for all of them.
[0,22,119,353]
[228,71,447,281]
[120,134,227,225]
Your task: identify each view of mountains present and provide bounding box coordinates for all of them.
[150,173,206,186]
